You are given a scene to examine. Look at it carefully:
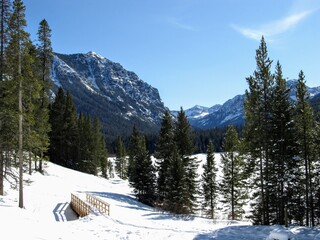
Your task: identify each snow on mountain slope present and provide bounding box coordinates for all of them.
[1,157,320,239]
[183,80,320,129]
[51,52,167,139]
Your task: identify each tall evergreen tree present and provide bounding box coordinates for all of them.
[6,0,32,208]
[128,125,140,183]
[294,71,315,226]
[201,140,218,219]
[166,143,186,213]
[92,116,108,177]
[77,113,95,173]
[62,91,79,169]
[174,107,198,214]
[49,87,66,165]
[220,125,247,220]
[129,129,156,206]
[0,0,11,196]
[154,110,175,203]
[244,36,274,224]
[269,61,297,224]
[35,18,52,173]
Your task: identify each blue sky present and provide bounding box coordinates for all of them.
[25,0,320,110]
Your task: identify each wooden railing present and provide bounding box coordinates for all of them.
[70,193,92,217]
[70,193,110,218]
[86,193,110,216]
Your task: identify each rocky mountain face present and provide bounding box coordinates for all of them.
[182,80,320,129]
[180,95,245,129]
[51,52,167,139]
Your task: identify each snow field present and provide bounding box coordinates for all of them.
[1,154,320,239]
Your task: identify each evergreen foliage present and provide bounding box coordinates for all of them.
[244,36,275,225]
[154,110,175,203]
[201,140,218,219]
[115,136,127,179]
[174,108,198,214]
[128,126,156,206]
[34,18,52,173]
[48,88,108,176]
[220,126,247,220]
[269,61,297,225]
[6,0,33,208]
[294,71,316,226]
[0,0,12,196]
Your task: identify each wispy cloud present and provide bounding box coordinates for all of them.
[232,9,315,41]
[165,17,197,32]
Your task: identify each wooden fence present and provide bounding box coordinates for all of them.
[86,193,110,216]
[70,193,92,217]
[70,193,110,218]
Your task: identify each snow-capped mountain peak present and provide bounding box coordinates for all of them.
[51,52,167,139]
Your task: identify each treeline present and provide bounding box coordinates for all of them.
[114,109,247,219]
[115,37,320,227]
[49,87,110,177]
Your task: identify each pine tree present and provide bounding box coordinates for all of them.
[244,36,274,224]
[166,143,185,213]
[62,91,79,169]
[269,61,297,224]
[35,18,52,173]
[77,113,95,173]
[202,140,218,219]
[6,0,32,208]
[154,110,175,203]
[294,71,315,226]
[0,0,11,195]
[129,129,156,206]
[128,125,140,183]
[220,125,247,220]
[174,107,198,214]
[49,87,66,165]
[92,117,108,177]
[115,136,127,179]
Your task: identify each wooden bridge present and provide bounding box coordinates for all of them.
[70,193,110,217]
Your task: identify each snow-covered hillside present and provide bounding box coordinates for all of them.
[1,156,320,239]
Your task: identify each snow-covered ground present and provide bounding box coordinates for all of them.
[1,154,320,239]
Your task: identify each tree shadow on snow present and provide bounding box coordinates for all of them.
[86,191,153,212]
[53,202,78,222]
[193,225,271,240]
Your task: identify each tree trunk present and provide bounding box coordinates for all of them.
[18,77,23,208]
[39,151,43,173]
[28,151,31,175]
[0,149,3,196]
[231,153,235,220]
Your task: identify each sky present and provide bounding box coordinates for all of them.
[25,0,320,110]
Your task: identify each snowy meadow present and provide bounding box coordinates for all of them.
[1,154,320,240]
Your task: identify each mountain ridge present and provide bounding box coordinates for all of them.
[50,52,167,139]
[180,80,320,129]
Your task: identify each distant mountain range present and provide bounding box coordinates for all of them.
[175,80,320,129]
[50,52,320,137]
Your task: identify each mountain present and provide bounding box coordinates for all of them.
[183,95,245,129]
[51,52,167,139]
[182,80,320,129]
